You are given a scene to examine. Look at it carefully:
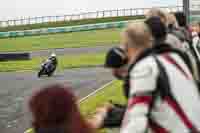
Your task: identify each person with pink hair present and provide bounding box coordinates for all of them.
[28,84,95,133]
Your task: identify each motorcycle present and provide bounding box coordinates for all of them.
[38,59,57,77]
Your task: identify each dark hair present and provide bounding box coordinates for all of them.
[145,16,167,41]
[105,47,128,68]
[29,84,93,133]
[174,12,187,27]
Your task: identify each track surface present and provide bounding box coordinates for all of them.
[29,45,114,57]
[0,67,113,133]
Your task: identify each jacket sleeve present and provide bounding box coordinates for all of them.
[120,57,159,133]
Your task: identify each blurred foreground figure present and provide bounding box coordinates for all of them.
[29,84,94,133]
[174,12,192,43]
[119,22,200,132]
[146,9,189,50]
[146,9,200,83]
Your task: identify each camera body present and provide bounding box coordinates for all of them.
[102,102,126,128]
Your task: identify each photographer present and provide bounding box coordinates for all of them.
[88,47,129,130]
[119,21,200,132]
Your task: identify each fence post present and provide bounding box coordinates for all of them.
[78,14,81,20]
[42,16,44,23]
[102,11,105,18]
[96,11,98,18]
[6,20,10,27]
[142,8,145,15]
[70,15,73,21]
[47,16,50,22]
[110,10,112,17]
[1,21,4,27]
[80,13,83,20]
[85,13,87,19]
[123,9,126,16]
[176,6,179,12]
[117,9,119,16]
[55,16,57,22]
[57,16,60,22]
[35,17,38,24]
[20,18,23,25]
[135,9,138,16]
[52,16,55,22]
[28,17,31,25]
[9,20,12,26]
[64,15,67,21]
[13,20,17,26]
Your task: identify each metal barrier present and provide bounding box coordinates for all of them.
[0,6,182,27]
[0,21,129,38]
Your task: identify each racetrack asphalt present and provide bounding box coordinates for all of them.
[0,67,114,133]
[30,45,115,57]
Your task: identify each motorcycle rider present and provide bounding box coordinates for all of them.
[48,53,58,66]
[47,53,57,74]
[41,53,57,76]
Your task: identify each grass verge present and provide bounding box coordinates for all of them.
[0,15,144,32]
[0,53,105,72]
[80,80,126,133]
[80,80,126,116]
[0,28,120,52]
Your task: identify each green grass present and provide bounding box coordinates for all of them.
[0,28,121,52]
[0,53,106,72]
[80,80,126,133]
[25,80,126,133]
[0,15,144,32]
[80,80,126,116]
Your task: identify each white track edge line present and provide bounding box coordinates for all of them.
[79,80,115,103]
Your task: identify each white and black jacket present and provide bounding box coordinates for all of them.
[121,44,200,133]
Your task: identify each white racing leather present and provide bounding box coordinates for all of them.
[121,53,200,133]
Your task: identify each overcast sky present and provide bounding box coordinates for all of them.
[0,0,181,20]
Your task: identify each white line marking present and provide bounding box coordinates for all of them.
[79,80,115,103]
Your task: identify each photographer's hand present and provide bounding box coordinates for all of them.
[87,103,114,129]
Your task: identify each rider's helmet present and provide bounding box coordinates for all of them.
[49,53,57,62]
[50,53,56,57]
